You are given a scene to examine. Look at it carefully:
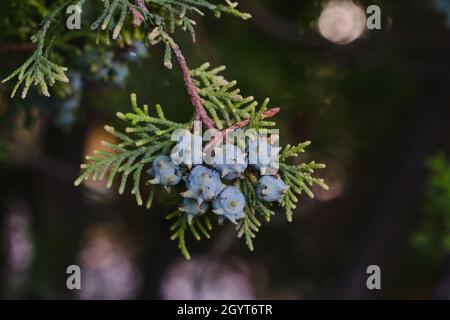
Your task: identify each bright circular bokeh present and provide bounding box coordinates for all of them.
[318,0,366,45]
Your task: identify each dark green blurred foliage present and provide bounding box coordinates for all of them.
[413,154,450,262]
[0,0,449,299]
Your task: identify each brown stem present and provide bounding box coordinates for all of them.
[136,0,214,128]
[169,41,216,129]
[130,7,144,26]
[131,0,149,26]
[227,107,280,131]
[136,0,150,14]
[205,107,281,151]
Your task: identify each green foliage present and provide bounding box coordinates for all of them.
[134,1,250,70]
[2,0,250,99]
[412,153,450,261]
[236,143,328,251]
[90,0,131,39]
[76,64,327,257]
[2,0,327,259]
[237,176,273,251]
[74,93,188,206]
[192,63,267,130]
[2,0,73,98]
[191,62,278,130]
[166,211,212,259]
[279,142,328,222]
[141,0,250,40]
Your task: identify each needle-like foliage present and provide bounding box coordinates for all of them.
[76,65,328,257]
[2,0,250,98]
[74,93,189,206]
[4,0,328,259]
[2,0,74,98]
[279,142,329,222]
[412,153,450,262]
[166,211,213,259]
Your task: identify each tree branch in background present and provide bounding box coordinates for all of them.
[0,43,36,53]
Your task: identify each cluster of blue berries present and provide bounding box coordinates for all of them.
[83,50,129,87]
[82,42,149,88]
[211,143,248,180]
[148,140,290,224]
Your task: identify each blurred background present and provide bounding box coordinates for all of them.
[0,0,449,299]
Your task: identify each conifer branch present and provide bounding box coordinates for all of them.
[237,175,274,250]
[62,0,325,256]
[75,64,328,256]
[166,210,213,259]
[228,107,280,130]
[279,142,329,222]
[168,37,217,129]
[2,0,250,99]
[75,93,189,205]
[90,0,132,39]
[2,0,74,98]
[217,107,280,145]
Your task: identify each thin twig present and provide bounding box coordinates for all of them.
[135,0,260,130]
[134,0,215,128]
[227,107,280,131]
[130,7,144,26]
[170,42,217,129]
[131,0,148,26]
[204,107,280,152]
[136,0,148,12]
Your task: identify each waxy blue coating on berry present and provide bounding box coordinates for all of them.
[256,176,289,202]
[149,155,181,186]
[171,131,202,166]
[212,186,245,223]
[251,140,280,176]
[179,197,209,217]
[211,144,248,180]
[183,165,225,204]
[151,155,171,175]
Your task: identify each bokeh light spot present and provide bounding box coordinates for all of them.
[318,0,366,45]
